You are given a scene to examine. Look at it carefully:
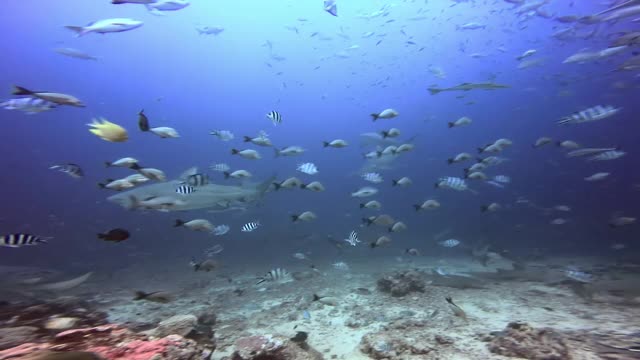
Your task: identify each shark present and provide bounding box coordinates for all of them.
[107,168,275,212]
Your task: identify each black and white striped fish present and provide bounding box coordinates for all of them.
[185,173,209,187]
[0,233,49,248]
[435,177,469,191]
[256,268,291,285]
[175,185,196,195]
[49,163,84,178]
[557,105,620,125]
[267,110,282,125]
[241,221,260,232]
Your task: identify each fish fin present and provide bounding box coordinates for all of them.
[312,294,321,301]
[370,113,379,121]
[413,204,421,211]
[104,161,112,167]
[178,167,198,181]
[243,136,252,142]
[174,219,185,227]
[231,148,239,155]
[12,85,35,96]
[322,141,330,147]
[223,171,231,179]
[127,195,140,210]
[133,291,146,300]
[64,26,87,37]
[147,7,166,16]
[428,88,440,95]
[291,215,299,222]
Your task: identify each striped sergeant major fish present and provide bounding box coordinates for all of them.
[184,173,209,187]
[256,268,291,285]
[558,105,620,125]
[1,233,50,248]
[435,177,469,191]
[241,221,260,232]
[175,185,196,195]
[267,110,282,125]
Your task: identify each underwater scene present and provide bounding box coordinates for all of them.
[1,0,640,359]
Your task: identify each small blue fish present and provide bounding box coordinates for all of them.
[493,175,511,183]
[212,225,230,236]
[565,267,593,283]
[303,310,311,320]
[439,239,460,248]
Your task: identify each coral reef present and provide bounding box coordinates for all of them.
[376,270,426,297]
[0,298,108,350]
[0,324,208,360]
[486,322,571,359]
[230,334,324,360]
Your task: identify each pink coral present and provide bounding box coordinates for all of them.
[0,325,204,360]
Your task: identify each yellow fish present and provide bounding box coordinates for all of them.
[87,117,128,142]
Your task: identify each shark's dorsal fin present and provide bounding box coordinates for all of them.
[178,167,198,181]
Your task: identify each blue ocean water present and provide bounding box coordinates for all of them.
[0,0,638,272]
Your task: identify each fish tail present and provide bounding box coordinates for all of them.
[105,161,112,167]
[392,180,398,186]
[129,163,141,170]
[300,183,307,189]
[428,88,440,95]
[477,147,484,153]
[480,205,488,212]
[64,26,87,37]
[312,294,321,302]
[243,136,252,142]
[291,215,299,222]
[434,182,440,189]
[413,204,421,211]
[447,122,454,128]
[447,158,454,164]
[273,182,281,190]
[370,242,377,248]
[174,219,185,227]
[97,233,106,239]
[223,171,230,179]
[231,148,239,155]
[322,141,329,147]
[359,203,365,209]
[273,148,280,157]
[370,113,379,121]
[133,291,147,300]
[97,182,106,189]
[12,85,33,96]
